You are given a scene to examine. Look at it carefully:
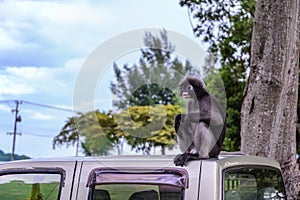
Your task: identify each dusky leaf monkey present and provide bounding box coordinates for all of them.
[174,76,226,166]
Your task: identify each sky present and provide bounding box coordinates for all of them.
[0,0,206,158]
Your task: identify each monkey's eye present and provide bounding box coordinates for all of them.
[187,85,193,90]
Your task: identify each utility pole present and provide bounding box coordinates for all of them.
[7,100,22,161]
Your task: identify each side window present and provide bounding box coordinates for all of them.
[223,166,286,200]
[0,169,64,200]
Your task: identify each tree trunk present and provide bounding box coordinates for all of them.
[241,0,300,198]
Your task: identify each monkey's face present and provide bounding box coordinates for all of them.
[179,76,207,99]
[179,84,196,99]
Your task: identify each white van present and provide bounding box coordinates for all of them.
[0,154,286,199]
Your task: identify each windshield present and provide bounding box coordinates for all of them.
[88,167,188,200]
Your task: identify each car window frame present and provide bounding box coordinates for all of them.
[0,167,66,200]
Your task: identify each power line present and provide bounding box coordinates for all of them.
[0,100,14,103]
[22,100,79,113]
[0,99,81,113]
[2,131,54,138]
[21,133,54,138]
[0,100,15,109]
[1,99,83,157]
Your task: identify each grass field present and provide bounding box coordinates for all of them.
[0,180,60,200]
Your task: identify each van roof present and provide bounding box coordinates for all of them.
[1,154,281,170]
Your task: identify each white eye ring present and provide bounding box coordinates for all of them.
[188,85,193,90]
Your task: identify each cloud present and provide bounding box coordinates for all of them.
[0,58,83,96]
[0,0,201,158]
[0,0,113,67]
[0,104,11,112]
[0,73,35,95]
[0,0,199,68]
[30,111,53,121]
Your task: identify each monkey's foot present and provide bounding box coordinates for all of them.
[173,153,200,167]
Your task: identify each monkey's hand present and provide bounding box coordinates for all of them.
[173,153,200,167]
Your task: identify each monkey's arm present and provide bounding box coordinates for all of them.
[184,112,223,126]
[200,96,225,126]
[184,112,200,123]
[174,114,186,133]
[199,109,224,126]
[185,100,224,126]
[174,114,194,153]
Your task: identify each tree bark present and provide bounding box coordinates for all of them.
[241,0,300,198]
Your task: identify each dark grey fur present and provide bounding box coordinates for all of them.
[174,76,226,166]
